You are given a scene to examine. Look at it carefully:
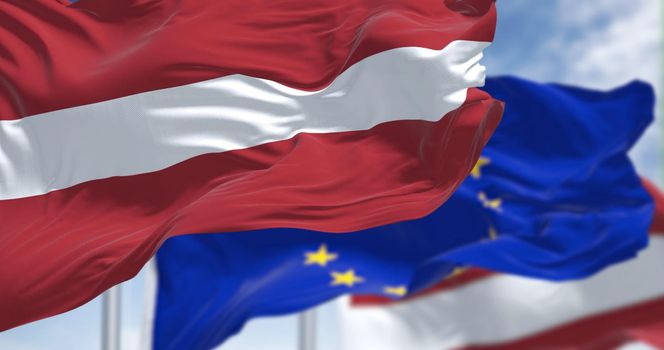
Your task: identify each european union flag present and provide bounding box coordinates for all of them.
[153,77,655,350]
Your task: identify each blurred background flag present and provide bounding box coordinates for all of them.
[644,179,664,232]
[341,243,664,350]
[151,77,655,350]
[340,186,664,350]
[0,0,500,330]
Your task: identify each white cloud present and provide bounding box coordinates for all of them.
[553,0,661,89]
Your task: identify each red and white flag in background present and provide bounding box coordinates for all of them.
[339,180,664,350]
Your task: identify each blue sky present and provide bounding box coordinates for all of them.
[0,1,661,349]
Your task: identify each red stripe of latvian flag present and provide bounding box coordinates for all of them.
[343,180,664,350]
[0,0,501,330]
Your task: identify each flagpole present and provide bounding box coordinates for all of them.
[139,259,158,350]
[661,0,664,187]
[102,285,122,350]
[298,309,317,350]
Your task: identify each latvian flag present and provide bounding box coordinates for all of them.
[0,0,500,329]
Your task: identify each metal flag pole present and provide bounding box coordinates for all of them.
[661,0,664,186]
[102,285,122,350]
[139,258,158,350]
[298,309,317,350]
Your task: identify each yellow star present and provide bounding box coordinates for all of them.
[478,192,502,211]
[448,267,467,279]
[384,285,408,297]
[330,269,364,287]
[470,156,491,179]
[489,226,498,240]
[304,244,338,267]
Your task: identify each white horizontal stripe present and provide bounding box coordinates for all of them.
[338,236,664,350]
[620,342,659,350]
[0,41,488,200]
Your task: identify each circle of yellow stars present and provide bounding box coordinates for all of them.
[472,156,502,240]
[298,155,502,297]
[303,244,408,297]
